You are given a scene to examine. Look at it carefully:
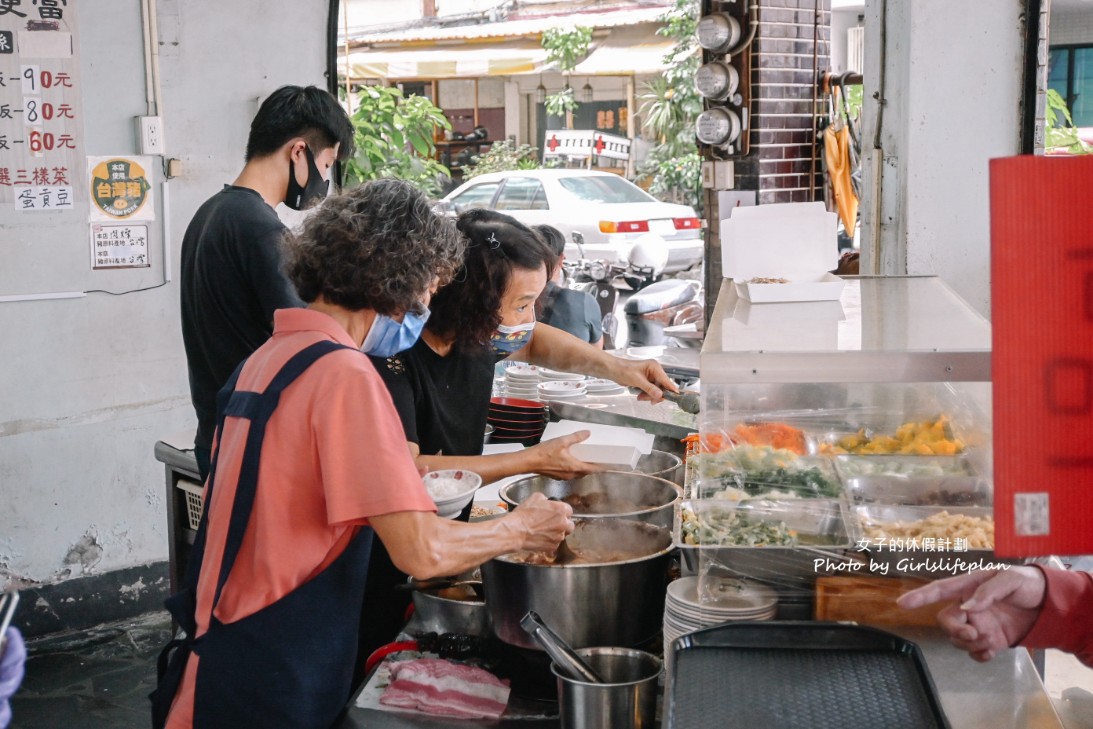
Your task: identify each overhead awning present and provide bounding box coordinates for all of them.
[572,23,679,76]
[344,38,548,80]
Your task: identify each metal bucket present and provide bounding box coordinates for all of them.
[498,472,681,530]
[552,647,661,729]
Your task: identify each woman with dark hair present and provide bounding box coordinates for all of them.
[155,181,573,729]
[371,208,676,483]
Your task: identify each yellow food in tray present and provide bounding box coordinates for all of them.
[819,416,965,456]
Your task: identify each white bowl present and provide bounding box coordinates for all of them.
[423,469,483,519]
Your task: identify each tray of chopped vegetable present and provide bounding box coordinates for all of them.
[676,498,854,583]
[814,415,966,456]
[689,444,842,500]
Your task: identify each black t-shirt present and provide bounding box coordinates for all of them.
[370,337,501,457]
[180,185,303,450]
[540,281,603,344]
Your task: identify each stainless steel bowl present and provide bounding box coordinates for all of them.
[482,519,675,651]
[631,450,683,486]
[498,472,681,529]
[410,581,491,638]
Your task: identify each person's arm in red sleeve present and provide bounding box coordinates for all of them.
[1020,567,1093,667]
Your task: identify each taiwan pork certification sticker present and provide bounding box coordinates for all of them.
[87,155,154,221]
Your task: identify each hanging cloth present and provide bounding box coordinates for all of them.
[824,81,859,234]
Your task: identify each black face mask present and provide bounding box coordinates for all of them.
[284,145,329,211]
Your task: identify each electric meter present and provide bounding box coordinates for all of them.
[695,107,742,147]
[695,61,740,102]
[696,12,742,54]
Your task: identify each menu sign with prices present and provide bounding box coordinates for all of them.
[90,223,149,269]
[0,0,82,209]
[990,155,1093,556]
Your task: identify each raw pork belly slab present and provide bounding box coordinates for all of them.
[380,658,511,719]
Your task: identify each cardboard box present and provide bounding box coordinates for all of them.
[721,202,844,303]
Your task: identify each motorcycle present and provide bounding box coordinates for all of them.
[623,277,703,348]
[563,232,703,350]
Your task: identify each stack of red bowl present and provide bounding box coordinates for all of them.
[487,397,549,446]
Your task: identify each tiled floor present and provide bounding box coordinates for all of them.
[10,613,172,729]
[7,611,1093,729]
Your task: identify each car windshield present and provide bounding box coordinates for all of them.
[557,175,656,204]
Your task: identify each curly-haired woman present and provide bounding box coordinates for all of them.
[155,181,573,729]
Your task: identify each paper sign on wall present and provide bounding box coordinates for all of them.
[0,0,84,208]
[990,155,1093,557]
[90,223,150,269]
[87,156,154,221]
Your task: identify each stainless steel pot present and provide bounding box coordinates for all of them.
[410,581,491,638]
[481,519,674,651]
[632,450,683,486]
[498,472,681,529]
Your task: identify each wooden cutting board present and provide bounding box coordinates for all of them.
[814,575,953,627]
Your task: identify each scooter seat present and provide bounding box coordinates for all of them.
[623,279,698,315]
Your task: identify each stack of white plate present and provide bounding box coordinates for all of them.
[663,576,777,670]
[584,378,626,396]
[537,380,587,401]
[504,365,541,399]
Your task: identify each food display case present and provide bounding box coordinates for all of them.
[679,276,998,608]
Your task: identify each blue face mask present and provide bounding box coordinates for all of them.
[489,321,536,355]
[362,307,430,358]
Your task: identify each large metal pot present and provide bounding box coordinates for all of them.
[481,519,674,651]
[498,472,681,529]
[631,449,683,486]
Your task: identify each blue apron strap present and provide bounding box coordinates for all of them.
[209,340,349,610]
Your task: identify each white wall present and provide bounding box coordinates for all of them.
[860,0,1026,317]
[0,0,330,588]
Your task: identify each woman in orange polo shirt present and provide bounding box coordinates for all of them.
[152,179,574,729]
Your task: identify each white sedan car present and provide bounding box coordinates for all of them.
[435,169,704,275]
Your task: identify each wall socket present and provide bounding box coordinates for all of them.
[137,116,165,155]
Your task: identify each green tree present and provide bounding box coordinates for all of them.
[636,0,703,211]
[462,140,541,179]
[343,85,453,196]
[540,26,593,123]
[1046,88,1092,155]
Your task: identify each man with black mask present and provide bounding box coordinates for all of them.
[180,85,354,481]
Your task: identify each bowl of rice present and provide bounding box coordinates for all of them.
[423,469,483,519]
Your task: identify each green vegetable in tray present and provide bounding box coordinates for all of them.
[681,506,798,547]
[692,447,841,499]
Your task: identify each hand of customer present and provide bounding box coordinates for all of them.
[508,492,575,553]
[609,359,676,403]
[528,431,604,480]
[897,566,1047,662]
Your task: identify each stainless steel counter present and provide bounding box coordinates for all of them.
[340,628,1062,728]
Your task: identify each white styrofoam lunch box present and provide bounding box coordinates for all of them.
[721,202,845,303]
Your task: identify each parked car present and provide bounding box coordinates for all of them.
[434,169,704,276]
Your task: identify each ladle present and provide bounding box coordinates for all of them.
[521,610,604,683]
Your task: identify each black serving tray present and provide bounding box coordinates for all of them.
[664,621,950,729]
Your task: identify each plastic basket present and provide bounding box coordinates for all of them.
[176,478,204,531]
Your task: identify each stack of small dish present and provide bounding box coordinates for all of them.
[487,397,548,446]
[503,365,542,400]
[663,576,778,672]
[536,380,587,402]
